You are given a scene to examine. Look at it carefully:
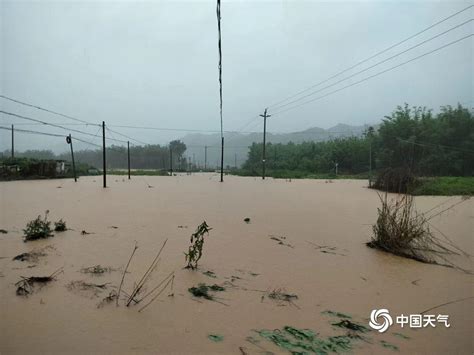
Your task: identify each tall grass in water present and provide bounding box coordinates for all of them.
[367,193,466,269]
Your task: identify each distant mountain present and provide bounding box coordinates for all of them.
[180,123,374,168]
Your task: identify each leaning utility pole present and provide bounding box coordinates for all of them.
[127,141,131,180]
[102,121,106,188]
[11,124,14,159]
[260,108,271,179]
[66,134,77,182]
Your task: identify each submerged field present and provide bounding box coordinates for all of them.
[0,174,472,354]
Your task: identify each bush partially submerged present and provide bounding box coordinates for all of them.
[23,211,53,242]
[368,193,460,265]
[54,219,67,232]
[373,167,418,194]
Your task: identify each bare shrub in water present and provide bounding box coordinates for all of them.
[367,193,459,265]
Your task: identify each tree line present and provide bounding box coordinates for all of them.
[241,104,474,177]
[1,140,188,170]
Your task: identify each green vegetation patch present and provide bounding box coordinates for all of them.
[321,310,352,319]
[188,283,225,300]
[208,334,224,342]
[380,340,399,351]
[254,327,352,354]
[412,177,474,196]
[54,219,67,232]
[23,211,53,242]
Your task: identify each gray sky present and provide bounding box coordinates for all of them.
[0,0,472,152]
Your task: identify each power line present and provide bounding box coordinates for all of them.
[106,126,149,146]
[271,34,473,117]
[0,110,128,144]
[0,95,146,146]
[271,19,473,111]
[0,125,101,147]
[267,4,474,109]
[0,95,98,126]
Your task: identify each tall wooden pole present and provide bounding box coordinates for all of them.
[260,108,271,179]
[220,137,224,182]
[369,141,372,187]
[67,134,77,182]
[169,146,173,175]
[102,121,106,188]
[127,141,131,180]
[11,124,14,159]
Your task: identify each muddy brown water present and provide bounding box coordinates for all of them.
[0,175,472,354]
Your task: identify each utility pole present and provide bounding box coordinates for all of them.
[169,146,173,175]
[127,141,131,180]
[220,137,224,182]
[369,141,372,187]
[11,124,14,159]
[102,121,106,188]
[204,145,208,170]
[66,134,77,182]
[234,153,237,169]
[260,108,271,179]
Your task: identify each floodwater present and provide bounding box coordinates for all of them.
[0,174,472,354]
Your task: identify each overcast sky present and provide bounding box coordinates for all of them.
[0,0,472,152]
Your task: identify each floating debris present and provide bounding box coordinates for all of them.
[67,280,111,298]
[202,270,217,278]
[109,226,119,229]
[97,290,118,308]
[393,332,410,340]
[381,340,399,351]
[13,250,47,263]
[332,319,370,333]
[81,230,92,235]
[265,288,298,307]
[15,268,62,296]
[188,283,225,300]
[244,218,251,224]
[321,310,352,319]
[80,265,114,275]
[177,225,188,229]
[269,235,293,248]
[0,229,8,234]
[208,334,224,342]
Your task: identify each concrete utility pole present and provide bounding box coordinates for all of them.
[102,121,106,188]
[220,137,224,182]
[234,153,237,168]
[204,146,208,170]
[169,146,173,175]
[127,141,131,180]
[11,124,14,159]
[260,108,271,179]
[66,134,77,182]
[369,141,372,187]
